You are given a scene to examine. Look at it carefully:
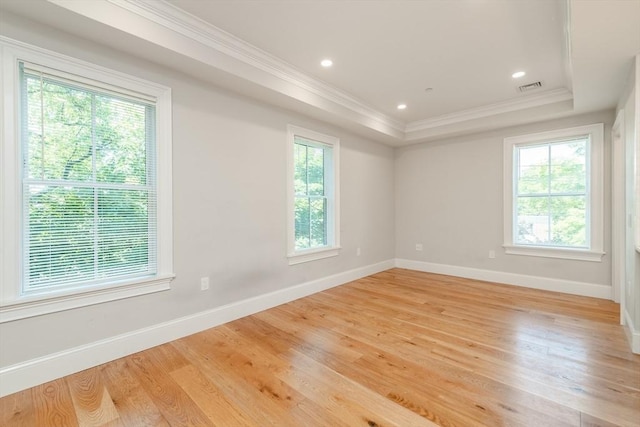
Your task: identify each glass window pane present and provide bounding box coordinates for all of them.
[26,77,44,179]
[294,197,311,250]
[27,77,93,181]
[27,186,95,289]
[517,145,549,195]
[95,96,148,185]
[294,143,307,195]
[550,141,586,193]
[516,196,550,245]
[98,189,151,277]
[307,146,324,196]
[310,198,327,247]
[550,195,587,247]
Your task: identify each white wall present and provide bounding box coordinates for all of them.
[0,15,395,369]
[395,110,614,295]
[617,54,640,352]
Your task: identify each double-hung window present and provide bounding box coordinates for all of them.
[1,38,173,321]
[287,125,340,264]
[503,123,604,261]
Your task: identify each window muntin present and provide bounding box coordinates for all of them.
[21,64,158,294]
[287,125,339,264]
[514,137,589,249]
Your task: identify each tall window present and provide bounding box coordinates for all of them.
[1,39,173,322]
[21,64,157,292]
[287,125,340,265]
[503,123,604,261]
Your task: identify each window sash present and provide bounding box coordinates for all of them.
[512,138,590,250]
[293,138,331,251]
[19,62,158,295]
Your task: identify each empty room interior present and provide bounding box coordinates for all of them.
[1,0,640,426]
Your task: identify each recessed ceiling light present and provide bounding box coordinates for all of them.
[397,104,407,110]
[321,59,333,68]
[512,71,526,79]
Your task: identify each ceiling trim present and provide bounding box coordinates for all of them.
[46,0,576,145]
[404,88,574,133]
[115,0,407,131]
[48,0,405,137]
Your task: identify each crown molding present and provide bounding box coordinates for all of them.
[45,0,576,145]
[47,0,405,137]
[404,88,574,133]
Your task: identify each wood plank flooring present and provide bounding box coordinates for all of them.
[1,268,638,426]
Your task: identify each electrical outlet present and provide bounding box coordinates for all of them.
[415,243,423,251]
[356,247,361,256]
[489,250,496,259]
[200,277,210,291]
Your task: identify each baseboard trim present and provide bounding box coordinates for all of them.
[394,259,611,299]
[0,259,394,397]
[623,308,640,354]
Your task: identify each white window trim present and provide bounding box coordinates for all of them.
[286,125,340,265]
[503,123,605,262]
[0,37,174,322]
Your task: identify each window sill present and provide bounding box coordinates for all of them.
[0,274,175,323]
[503,245,604,262]
[288,247,341,265]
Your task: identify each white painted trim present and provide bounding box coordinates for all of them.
[288,247,340,265]
[559,0,574,94]
[623,308,640,354]
[503,245,604,262]
[394,259,611,299]
[0,259,394,397]
[404,88,573,132]
[611,109,625,314]
[0,275,174,323]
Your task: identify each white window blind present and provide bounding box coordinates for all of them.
[20,62,157,294]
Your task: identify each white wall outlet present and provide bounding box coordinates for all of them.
[489,250,496,259]
[415,243,423,251]
[200,277,210,291]
[356,247,361,256]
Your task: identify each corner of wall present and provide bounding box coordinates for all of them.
[394,258,612,299]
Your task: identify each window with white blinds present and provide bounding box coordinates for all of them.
[1,38,173,321]
[21,62,157,292]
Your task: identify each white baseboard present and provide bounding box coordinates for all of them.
[394,259,612,299]
[623,308,640,354]
[0,259,394,397]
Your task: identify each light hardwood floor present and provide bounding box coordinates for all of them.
[1,268,638,426]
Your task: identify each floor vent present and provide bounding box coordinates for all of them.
[518,81,543,92]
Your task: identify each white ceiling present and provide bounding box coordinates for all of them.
[167,0,568,123]
[1,0,639,145]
